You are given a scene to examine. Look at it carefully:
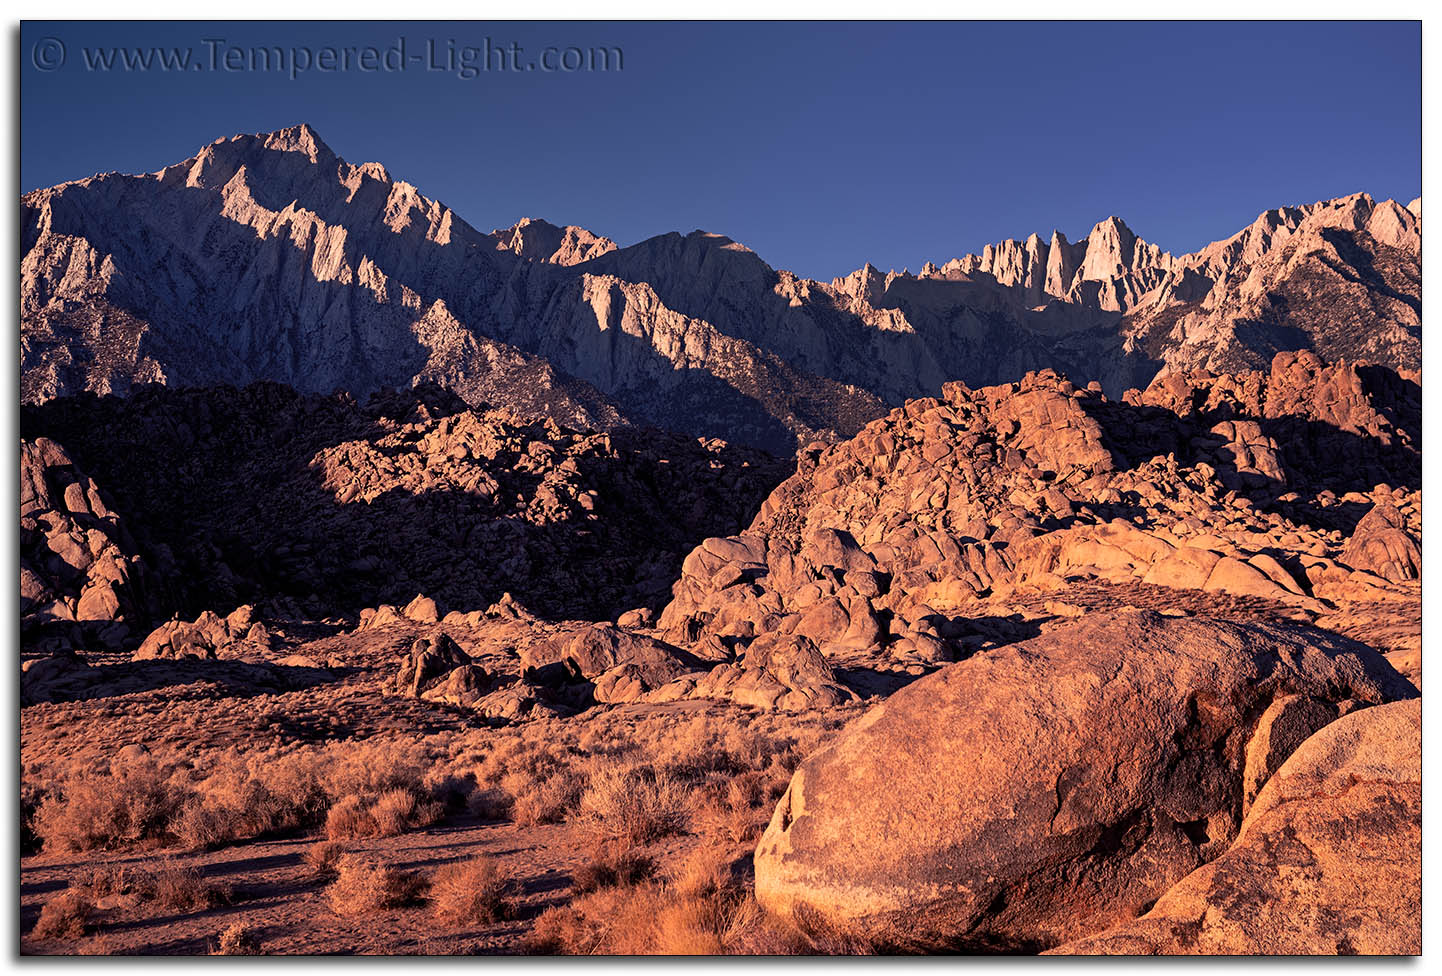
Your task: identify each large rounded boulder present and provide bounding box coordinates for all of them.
[753,609,1415,951]
[1053,698,1420,954]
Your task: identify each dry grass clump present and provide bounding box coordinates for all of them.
[326,854,428,916]
[75,934,119,955]
[213,923,262,955]
[508,769,586,827]
[573,840,656,894]
[529,882,671,955]
[720,899,876,955]
[324,788,444,841]
[572,763,689,846]
[143,863,233,912]
[528,846,745,955]
[69,860,230,914]
[430,856,513,926]
[529,844,872,955]
[305,839,348,876]
[31,889,94,940]
[687,771,773,846]
[454,738,589,828]
[72,863,140,899]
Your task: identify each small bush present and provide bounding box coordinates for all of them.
[506,764,586,828]
[526,884,670,955]
[171,800,237,852]
[430,856,512,926]
[144,863,232,912]
[573,842,656,894]
[324,794,378,841]
[327,855,428,916]
[28,740,445,857]
[305,839,347,876]
[325,789,443,841]
[73,864,139,899]
[574,764,688,846]
[213,923,262,955]
[75,934,118,955]
[31,890,93,940]
[371,789,420,836]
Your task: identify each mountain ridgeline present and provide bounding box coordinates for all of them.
[22,123,1421,453]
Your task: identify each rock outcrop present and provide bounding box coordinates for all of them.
[752,610,1416,952]
[22,382,785,629]
[659,353,1419,668]
[20,437,160,651]
[134,605,274,661]
[1340,501,1420,582]
[1053,698,1421,955]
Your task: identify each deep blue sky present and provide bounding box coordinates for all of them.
[21,21,1421,281]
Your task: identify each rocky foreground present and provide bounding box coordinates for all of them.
[19,349,1420,954]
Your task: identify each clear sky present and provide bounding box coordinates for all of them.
[21,21,1421,281]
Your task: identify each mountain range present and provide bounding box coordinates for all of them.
[21,123,1421,452]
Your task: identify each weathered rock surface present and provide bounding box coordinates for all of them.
[1340,501,1420,582]
[134,605,275,661]
[388,633,475,698]
[688,633,858,711]
[660,353,1419,672]
[752,610,1416,952]
[20,437,160,652]
[1053,698,1420,955]
[21,124,1418,453]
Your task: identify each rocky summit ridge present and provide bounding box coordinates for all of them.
[22,123,1419,452]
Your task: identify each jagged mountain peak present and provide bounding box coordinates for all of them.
[487,216,616,266]
[253,121,334,162]
[19,125,1421,453]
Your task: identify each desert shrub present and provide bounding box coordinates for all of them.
[325,789,443,841]
[527,883,671,955]
[326,855,428,916]
[430,856,512,925]
[573,763,689,846]
[318,741,428,800]
[305,839,348,876]
[213,923,262,955]
[722,899,875,955]
[69,860,229,915]
[31,890,94,940]
[32,759,187,853]
[143,862,232,912]
[526,846,748,955]
[508,769,585,828]
[522,844,857,955]
[75,934,118,955]
[573,841,656,894]
[21,782,43,855]
[371,788,438,836]
[30,740,450,857]
[73,863,140,899]
[171,799,239,852]
[324,794,378,840]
